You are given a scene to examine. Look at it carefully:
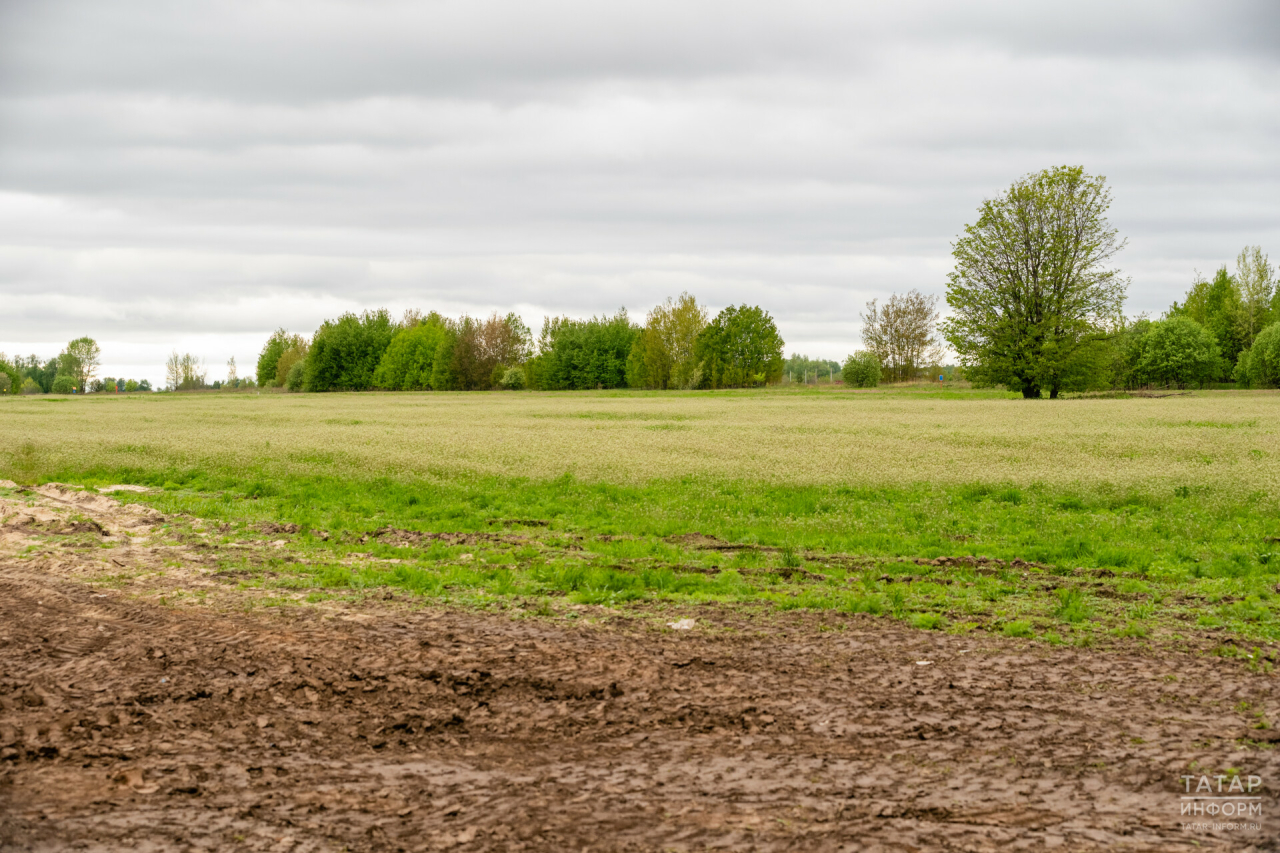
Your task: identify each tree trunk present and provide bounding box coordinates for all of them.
[1021,384,1041,399]
[1049,384,1060,399]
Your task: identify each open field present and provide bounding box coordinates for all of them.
[4,386,1280,643]
[3,387,1280,850]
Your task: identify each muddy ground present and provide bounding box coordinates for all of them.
[1,485,1279,852]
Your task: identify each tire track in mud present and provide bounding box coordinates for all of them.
[2,569,1280,852]
[1,486,1279,851]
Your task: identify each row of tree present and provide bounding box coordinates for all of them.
[255,295,787,393]
[0,338,141,395]
[938,165,1278,396]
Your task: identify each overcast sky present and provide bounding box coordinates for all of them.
[2,0,1278,384]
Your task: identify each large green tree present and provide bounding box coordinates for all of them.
[58,337,101,393]
[942,166,1128,398]
[692,304,784,388]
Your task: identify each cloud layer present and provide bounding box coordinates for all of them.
[2,0,1277,383]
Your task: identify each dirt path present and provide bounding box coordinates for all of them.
[1,487,1278,851]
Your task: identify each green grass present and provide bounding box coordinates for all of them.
[4,387,1280,648]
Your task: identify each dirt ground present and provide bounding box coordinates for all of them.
[2,486,1279,852]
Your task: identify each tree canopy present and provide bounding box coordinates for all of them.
[304,310,397,392]
[861,289,943,383]
[942,166,1128,398]
[693,304,784,388]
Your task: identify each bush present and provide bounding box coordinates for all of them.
[52,374,76,394]
[21,377,42,394]
[841,351,881,387]
[285,359,306,392]
[500,367,526,390]
[1235,322,1280,388]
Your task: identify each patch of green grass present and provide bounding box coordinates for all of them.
[1002,620,1034,638]
[1054,588,1092,623]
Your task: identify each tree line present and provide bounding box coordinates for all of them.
[0,338,157,395]
[838,166,1278,395]
[255,295,786,393]
[6,167,1275,399]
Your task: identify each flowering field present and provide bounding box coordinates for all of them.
[4,386,1280,647]
[5,386,1279,491]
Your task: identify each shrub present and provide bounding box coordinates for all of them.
[51,374,76,394]
[500,367,526,390]
[21,377,42,394]
[841,351,881,388]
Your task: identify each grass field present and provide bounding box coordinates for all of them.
[5,385,1280,650]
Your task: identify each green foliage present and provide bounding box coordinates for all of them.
[11,355,57,393]
[256,329,305,387]
[692,304,785,388]
[642,293,708,389]
[530,311,638,390]
[1168,267,1245,368]
[626,326,670,389]
[430,327,459,391]
[21,377,42,394]
[59,337,101,392]
[373,313,450,390]
[500,367,526,390]
[51,374,76,394]
[841,352,881,388]
[943,166,1127,399]
[304,310,397,392]
[285,359,306,392]
[0,360,19,395]
[1235,322,1280,389]
[274,345,307,387]
[1133,316,1224,388]
[449,317,488,390]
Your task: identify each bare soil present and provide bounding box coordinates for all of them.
[1,486,1278,851]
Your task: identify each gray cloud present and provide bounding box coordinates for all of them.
[1,0,1278,386]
